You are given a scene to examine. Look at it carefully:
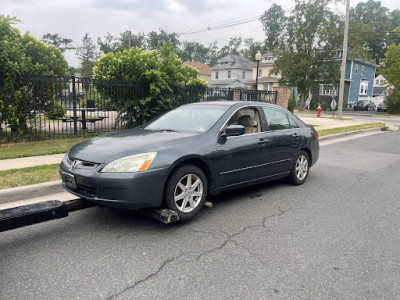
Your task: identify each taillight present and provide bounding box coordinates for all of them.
[315,134,319,140]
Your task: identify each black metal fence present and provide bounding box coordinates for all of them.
[0,74,277,141]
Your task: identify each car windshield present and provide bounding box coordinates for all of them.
[358,100,368,104]
[144,104,228,133]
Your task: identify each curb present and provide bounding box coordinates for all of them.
[319,126,388,142]
[0,180,63,204]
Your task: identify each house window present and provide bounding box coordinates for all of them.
[319,84,336,96]
[361,66,365,76]
[258,68,262,77]
[266,56,274,61]
[242,71,245,79]
[215,72,219,79]
[375,79,380,85]
[354,64,359,74]
[360,81,368,95]
[228,71,231,79]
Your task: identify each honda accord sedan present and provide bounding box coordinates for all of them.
[60,101,319,220]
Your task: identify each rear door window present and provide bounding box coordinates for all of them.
[262,107,291,131]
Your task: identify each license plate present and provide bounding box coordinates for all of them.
[61,171,76,189]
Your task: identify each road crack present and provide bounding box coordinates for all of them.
[107,253,185,300]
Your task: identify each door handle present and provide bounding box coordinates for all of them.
[258,138,268,145]
[293,133,300,138]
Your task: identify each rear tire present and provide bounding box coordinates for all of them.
[288,151,310,185]
[165,165,207,221]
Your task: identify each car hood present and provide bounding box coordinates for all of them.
[68,128,198,163]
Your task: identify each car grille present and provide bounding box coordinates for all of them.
[76,183,97,197]
[68,156,99,170]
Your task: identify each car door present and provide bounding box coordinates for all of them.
[261,106,303,174]
[211,107,273,189]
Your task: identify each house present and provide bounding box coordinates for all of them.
[245,52,280,91]
[209,54,253,89]
[182,61,211,83]
[373,74,393,97]
[311,48,377,109]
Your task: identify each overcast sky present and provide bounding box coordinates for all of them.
[2,0,400,67]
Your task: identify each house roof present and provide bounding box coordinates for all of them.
[373,86,386,95]
[246,77,279,85]
[182,61,211,75]
[208,79,241,85]
[211,54,253,71]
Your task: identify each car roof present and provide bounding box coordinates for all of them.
[182,100,277,108]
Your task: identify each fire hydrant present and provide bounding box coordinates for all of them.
[317,106,321,117]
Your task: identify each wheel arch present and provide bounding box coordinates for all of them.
[300,147,313,165]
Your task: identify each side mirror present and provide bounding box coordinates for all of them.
[224,125,245,137]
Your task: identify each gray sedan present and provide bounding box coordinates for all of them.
[60,101,319,220]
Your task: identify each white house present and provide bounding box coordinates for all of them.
[209,54,253,89]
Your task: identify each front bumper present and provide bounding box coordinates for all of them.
[60,156,169,209]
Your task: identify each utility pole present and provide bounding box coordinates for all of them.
[337,0,350,119]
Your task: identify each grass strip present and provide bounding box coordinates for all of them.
[0,137,89,160]
[0,164,60,189]
[317,122,386,137]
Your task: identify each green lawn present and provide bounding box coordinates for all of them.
[0,137,90,160]
[317,122,386,137]
[0,164,60,189]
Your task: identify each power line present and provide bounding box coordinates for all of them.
[177,6,295,36]
[349,30,400,34]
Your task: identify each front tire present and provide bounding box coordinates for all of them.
[165,165,207,220]
[288,151,310,185]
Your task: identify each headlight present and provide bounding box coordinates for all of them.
[101,152,157,173]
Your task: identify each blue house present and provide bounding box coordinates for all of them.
[311,48,377,109]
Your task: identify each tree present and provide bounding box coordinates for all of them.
[97,32,120,54]
[120,30,146,50]
[146,29,180,52]
[260,4,287,51]
[272,0,342,110]
[92,44,207,124]
[0,15,68,132]
[178,41,210,63]
[380,43,400,88]
[41,33,74,52]
[380,44,400,113]
[76,33,97,77]
[240,38,263,61]
[350,0,393,64]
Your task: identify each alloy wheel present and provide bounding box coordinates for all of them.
[295,155,309,181]
[173,173,204,213]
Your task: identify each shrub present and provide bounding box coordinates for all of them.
[287,92,297,112]
[386,89,400,114]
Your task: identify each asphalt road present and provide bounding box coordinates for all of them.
[1,130,400,299]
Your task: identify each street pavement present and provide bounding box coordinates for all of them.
[1,127,399,299]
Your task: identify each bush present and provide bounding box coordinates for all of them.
[287,92,297,112]
[45,101,65,119]
[386,89,400,114]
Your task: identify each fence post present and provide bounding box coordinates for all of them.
[72,76,78,136]
[274,91,278,104]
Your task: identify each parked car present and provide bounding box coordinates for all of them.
[377,101,387,112]
[60,101,319,220]
[354,100,376,111]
